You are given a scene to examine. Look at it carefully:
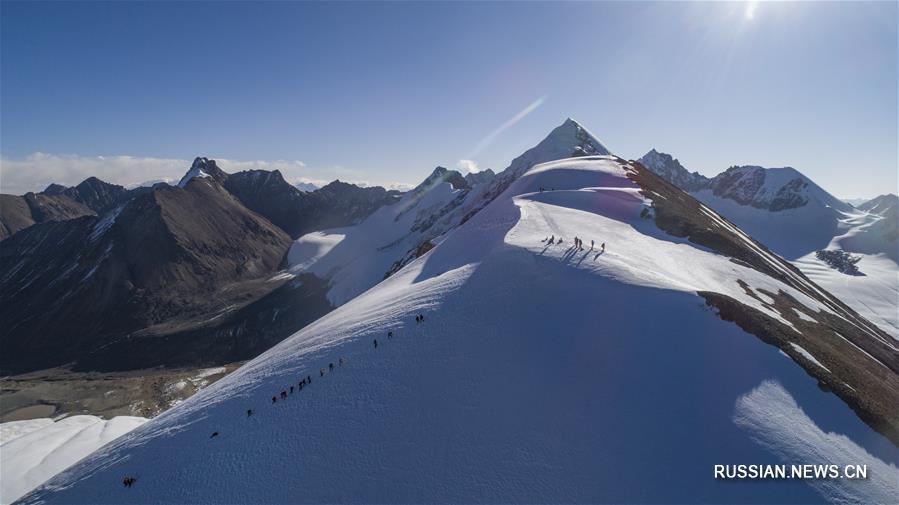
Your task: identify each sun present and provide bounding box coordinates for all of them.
[744,1,758,21]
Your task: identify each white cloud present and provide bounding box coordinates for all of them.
[386,182,416,192]
[456,159,480,174]
[0,153,189,195]
[0,152,416,195]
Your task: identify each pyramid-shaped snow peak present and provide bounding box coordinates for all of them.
[502,118,611,181]
[24,155,898,505]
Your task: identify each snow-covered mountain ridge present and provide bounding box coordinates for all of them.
[287,118,609,306]
[638,149,899,338]
[859,194,898,216]
[708,164,852,212]
[21,149,898,504]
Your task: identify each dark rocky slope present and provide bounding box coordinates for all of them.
[224,170,400,238]
[0,194,39,239]
[0,178,133,240]
[0,178,308,373]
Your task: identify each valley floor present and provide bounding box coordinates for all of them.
[0,363,241,422]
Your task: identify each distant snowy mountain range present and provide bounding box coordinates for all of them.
[637,149,898,338]
[19,123,898,504]
[294,181,319,192]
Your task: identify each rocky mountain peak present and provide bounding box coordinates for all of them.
[178,157,229,187]
[42,183,68,195]
[638,149,710,192]
[412,166,468,193]
[464,168,496,186]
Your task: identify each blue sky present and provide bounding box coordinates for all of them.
[1,1,896,197]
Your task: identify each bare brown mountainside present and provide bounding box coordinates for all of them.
[0,177,305,373]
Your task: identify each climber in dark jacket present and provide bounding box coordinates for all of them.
[247,409,253,417]
[290,386,294,394]
[280,391,287,400]
[374,339,379,348]
[272,396,277,404]
[329,363,335,371]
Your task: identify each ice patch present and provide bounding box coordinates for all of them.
[788,342,830,373]
[792,307,818,323]
[194,367,226,379]
[734,380,898,505]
